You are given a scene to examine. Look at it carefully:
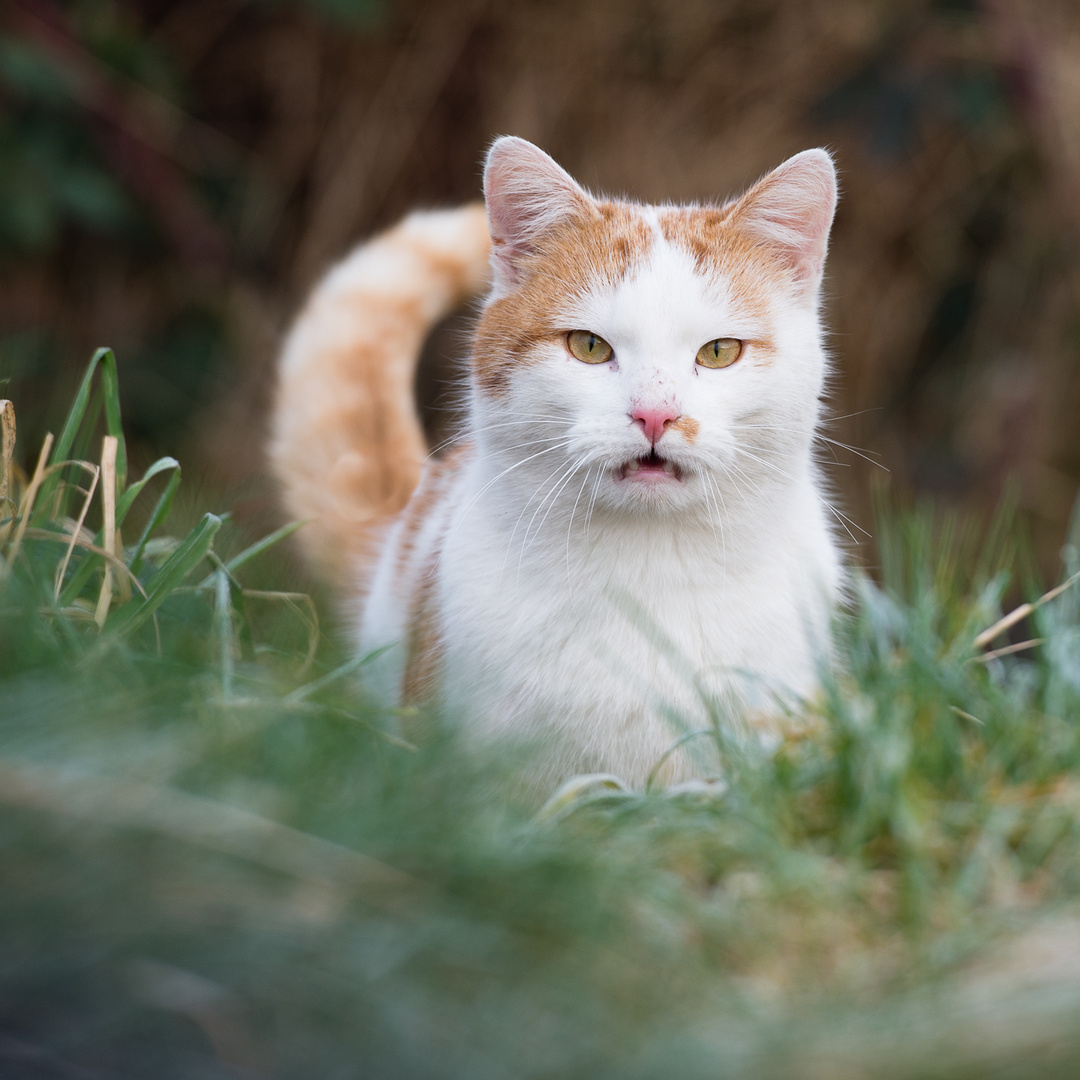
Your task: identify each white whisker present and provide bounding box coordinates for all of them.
[825,501,872,540]
[815,435,889,471]
[583,465,606,547]
[521,456,586,567]
[500,457,577,576]
[565,467,593,586]
[700,471,726,569]
[439,438,577,560]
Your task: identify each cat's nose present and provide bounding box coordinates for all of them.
[630,406,680,446]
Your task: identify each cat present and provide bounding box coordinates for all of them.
[270,137,842,791]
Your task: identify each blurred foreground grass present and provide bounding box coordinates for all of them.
[3,353,1080,1079]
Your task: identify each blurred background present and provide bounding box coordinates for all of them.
[2,0,1080,571]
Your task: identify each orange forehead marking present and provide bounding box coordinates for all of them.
[671,416,700,442]
[473,200,651,394]
[657,206,783,322]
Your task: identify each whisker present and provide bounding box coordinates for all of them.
[815,435,889,471]
[733,419,886,472]
[700,471,726,568]
[439,438,577,558]
[584,465,606,547]
[429,418,570,457]
[500,457,577,576]
[822,406,884,423]
[826,501,872,540]
[522,456,586,560]
[731,446,797,484]
[565,466,593,585]
[828,506,860,545]
[719,456,766,503]
[714,459,764,533]
[518,459,579,555]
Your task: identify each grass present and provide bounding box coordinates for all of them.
[3,351,1080,1078]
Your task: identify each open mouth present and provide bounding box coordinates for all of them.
[618,450,683,482]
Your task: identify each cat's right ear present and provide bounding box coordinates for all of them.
[483,137,592,292]
[726,149,838,298]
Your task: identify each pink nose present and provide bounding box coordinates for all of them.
[631,406,680,446]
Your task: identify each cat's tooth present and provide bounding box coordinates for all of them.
[662,459,675,475]
[625,459,640,474]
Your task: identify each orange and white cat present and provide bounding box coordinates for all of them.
[270,137,841,789]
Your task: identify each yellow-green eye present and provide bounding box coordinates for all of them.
[567,330,613,364]
[696,338,743,369]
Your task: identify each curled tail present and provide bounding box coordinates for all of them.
[270,205,491,582]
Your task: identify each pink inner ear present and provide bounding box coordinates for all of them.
[729,149,838,287]
[483,137,593,280]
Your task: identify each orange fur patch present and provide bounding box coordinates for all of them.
[473,201,652,394]
[473,197,788,396]
[401,559,443,705]
[279,326,427,579]
[394,454,451,577]
[270,204,490,587]
[671,416,700,442]
[743,338,777,366]
[394,443,473,703]
[657,207,779,322]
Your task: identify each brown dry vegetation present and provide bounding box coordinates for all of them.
[3,0,1080,569]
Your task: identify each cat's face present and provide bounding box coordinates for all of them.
[471,139,837,521]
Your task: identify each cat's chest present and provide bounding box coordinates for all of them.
[439,517,812,689]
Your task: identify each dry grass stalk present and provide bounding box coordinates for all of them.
[53,460,100,601]
[0,399,14,509]
[21,529,148,602]
[974,638,1046,663]
[974,570,1080,650]
[6,432,54,567]
[974,602,1036,650]
[94,435,118,627]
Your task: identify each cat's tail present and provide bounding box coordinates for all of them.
[269,204,491,582]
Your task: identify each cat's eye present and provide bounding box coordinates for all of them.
[696,338,743,369]
[567,330,613,364]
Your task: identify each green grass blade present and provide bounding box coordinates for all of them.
[69,381,104,470]
[194,520,306,588]
[56,546,102,608]
[228,571,256,663]
[214,568,235,698]
[224,519,307,576]
[56,457,183,607]
[36,349,124,524]
[283,647,393,705]
[208,553,256,664]
[99,349,127,493]
[129,469,182,577]
[108,513,221,636]
[116,457,180,529]
[49,348,112,470]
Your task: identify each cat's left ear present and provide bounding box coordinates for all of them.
[727,149,838,296]
[483,136,594,292]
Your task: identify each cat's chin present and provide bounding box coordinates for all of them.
[616,451,684,484]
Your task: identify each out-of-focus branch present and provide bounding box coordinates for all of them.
[292,0,488,290]
[7,0,235,268]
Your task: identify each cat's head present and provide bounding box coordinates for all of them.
[471,136,837,521]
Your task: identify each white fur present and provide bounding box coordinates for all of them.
[356,142,842,789]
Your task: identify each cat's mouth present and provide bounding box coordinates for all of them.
[618,450,683,483]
